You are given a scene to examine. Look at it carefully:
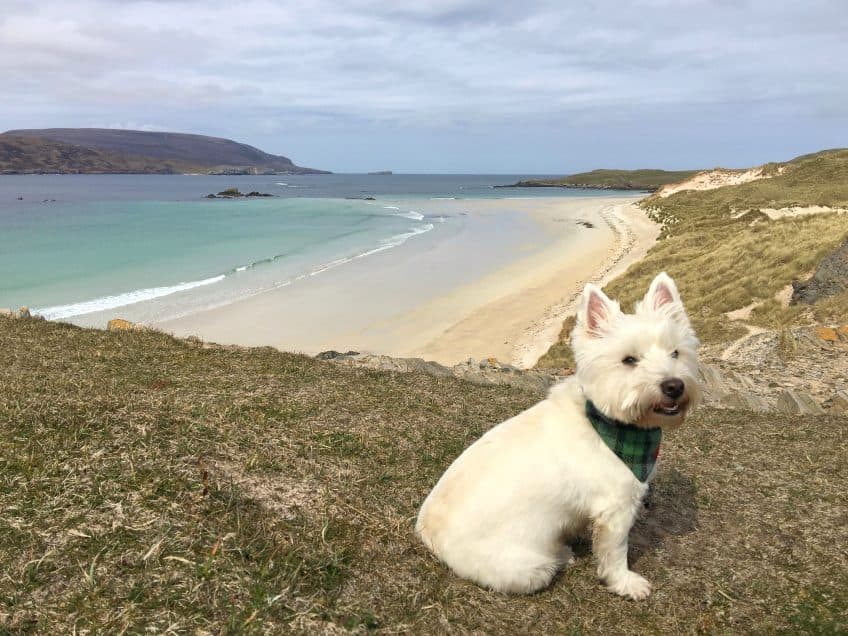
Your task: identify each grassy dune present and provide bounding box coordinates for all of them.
[2,318,846,633]
[538,149,848,369]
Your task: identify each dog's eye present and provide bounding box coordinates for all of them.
[622,355,638,366]
[671,349,679,359]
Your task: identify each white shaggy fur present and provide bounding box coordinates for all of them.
[416,272,700,599]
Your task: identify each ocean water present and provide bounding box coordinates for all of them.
[0,174,630,323]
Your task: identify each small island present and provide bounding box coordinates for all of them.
[205,188,274,199]
[367,170,393,175]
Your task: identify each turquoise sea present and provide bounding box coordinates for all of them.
[0,174,631,323]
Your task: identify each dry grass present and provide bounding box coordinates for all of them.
[537,149,848,369]
[536,315,577,370]
[1,317,846,633]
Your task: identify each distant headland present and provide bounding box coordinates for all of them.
[500,168,700,192]
[0,128,330,175]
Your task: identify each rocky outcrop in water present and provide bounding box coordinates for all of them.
[205,188,274,199]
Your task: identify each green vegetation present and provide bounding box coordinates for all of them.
[2,317,846,632]
[511,168,700,191]
[537,149,848,369]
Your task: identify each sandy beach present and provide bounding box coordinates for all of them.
[157,195,657,368]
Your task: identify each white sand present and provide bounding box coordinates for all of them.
[156,196,657,368]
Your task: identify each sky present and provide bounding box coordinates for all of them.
[1,0,846,173]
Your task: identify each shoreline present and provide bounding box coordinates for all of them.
[407,198,658,367]
[154,195,657,367]
[515,200,659,367]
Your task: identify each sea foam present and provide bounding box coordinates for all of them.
[34,219,437,320]
[34,274,226,320]
[309,223,434,276]
[393,210,425,221]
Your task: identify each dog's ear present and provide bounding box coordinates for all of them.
[579,283,618,337]
[643,272,681,311]
[641,272,692,325]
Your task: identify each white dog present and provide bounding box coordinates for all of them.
[416,272,700,600]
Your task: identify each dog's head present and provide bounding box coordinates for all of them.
[571,272,701,429]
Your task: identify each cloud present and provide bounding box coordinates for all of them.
[0,0,845,170]
[103,122,171,132]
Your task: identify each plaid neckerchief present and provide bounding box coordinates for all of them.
[585,400,662,482]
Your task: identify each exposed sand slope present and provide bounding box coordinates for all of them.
[656,166,785,198]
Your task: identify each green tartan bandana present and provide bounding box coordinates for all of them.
[585,400,662,482]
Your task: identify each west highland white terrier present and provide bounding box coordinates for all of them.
[416,272,700,599]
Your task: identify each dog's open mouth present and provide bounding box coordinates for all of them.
[653,401,682,416]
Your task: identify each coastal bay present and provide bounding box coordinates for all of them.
[0,175,655,369]
[157,196,655,367]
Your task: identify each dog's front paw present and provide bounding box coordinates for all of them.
[607,571,652,600]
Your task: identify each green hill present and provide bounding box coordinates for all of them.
[0,135,204,175]
[0,128,328,175]
[508,168,700,191]
[1,316,845,632]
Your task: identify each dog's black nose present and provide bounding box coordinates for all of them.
[661,378,685,400]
